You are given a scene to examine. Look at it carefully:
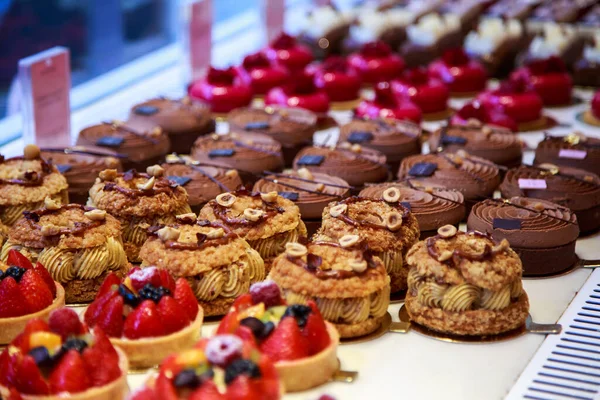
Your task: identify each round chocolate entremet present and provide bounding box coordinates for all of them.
[228,106,317,166]
[429,123,523,167]
[191,132,284,181]
[76,122,170,171]
[127,97,215,155]
[161,158,243,211]
[269,240,391,339]
[293,145,388,187]
[468,197,579,276]
[534,133,600,177]
[359,183,465,236]
[338,118,421,170]
[41,146,123,205]
[253,171,350,220]
[405,229,529,336]
[500,165,600,233]
[398,152,501,201]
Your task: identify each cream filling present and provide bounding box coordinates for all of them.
[247,221,307,260]
[529,23,576,59]
[351,8,414,43]
[374,250,403,275]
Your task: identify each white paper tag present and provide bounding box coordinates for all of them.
[558,149,587,160]
[518,178,547,190]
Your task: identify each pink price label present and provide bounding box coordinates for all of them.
[558,149,587,160]
[518,178,547,190]
[189,0,212,81]
[265,0,285,43]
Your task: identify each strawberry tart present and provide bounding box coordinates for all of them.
[428,48,487,97]
[451,101,519,132]
[188,67,253,115]
[84,267,203,369]
[348,41,405,85]
[217,281,339,392]
[0,308,128,399]
[391,67,451,120]
[129,334,281,400]
[355,82,422,123]
[0,250,65,345]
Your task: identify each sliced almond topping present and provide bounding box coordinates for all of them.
[382,187,401,203]
[41,224,61,236]
[437,224,457,238]
[329,204,348,217]
[137,176,156,191]
[437,250,453,262]
[315,183,325,192]
[206,228,225,239]
[99,169,118,181]
[350,259,368,273]
[176,213,197,223]
[285,242,307,258]
[84,209,107,221]
[216,193,236,207]
[386,212,403,231]
[23,144,41,160]
[157,226,180,242]
[244,208,265,221]
[260,191,278,203]
[146,165,165,177]
[339,234,360,248]
[44,196,61,210]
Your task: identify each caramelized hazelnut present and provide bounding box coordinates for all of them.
[44,196,61,210]
[216,193,236,207]
[157,226,180,242]
[260,191,278,203]
[84,209,107,221]
[339,234,360,248]
[41,224,61,236]
[351,144,362,153]
[329,204,347,217]
[297,168,313,180]
[285,242,307,258]
[382,187,401,203]
[492,238,510,254]
[146,165,165,177]
[350,260,368,273]
[437,225,457,238]
[206,228,225,239]
[385,212,403,231]
[99,169,118,182]
[176,213,197,223]
[315,183,325,192]
[244,208,265,221]
[137,176,156,191]
[225,169,238,178]
[23,144,41,160]
[437,250,453,262]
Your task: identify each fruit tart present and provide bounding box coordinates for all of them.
[199,188,306,274]
[391,67,450,119]
[1,202,128,304]
[347,41,405,85]
[355,81,422,124]
[264,33,313,74]
[138,216,265,317]
[188,67,253,116]
[269,237,390,339]
[129,334,281,400]
[0,144,68,227]
[87,166,191,263]
[84,267,203,369]
[265,71,330,117]
[217,281,339,392]
[428,48,487,97]
[511,56,572,107]
[0,308,128,399]
[237,52,289,97]
[307,56,362,110]
[0,251,65,345]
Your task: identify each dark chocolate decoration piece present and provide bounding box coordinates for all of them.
[400,201,412,211]
[245,121,270,130]
[56,164,72,174]
[492,218,522,230]
[133,105,159,116]
[278,191,299,201]
[408,162,437,177]
[296,154,325,166]
[347,131,374,144]
[168,176,192,186]
[96,136,124,148]
[441,135,467,145]
[208,149,236,158]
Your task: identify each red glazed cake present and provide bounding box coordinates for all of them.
[355,81,422,123]
[265,71,330,117]
[348,41,405,85]
[264,33,313,74]
[511,56,572,107]
[129,334,281,400]
[0,308,128,399]
[84,267,203,369]
[428,48,487,96]
[188,67,253,115]
[217,281,339,392]
[307,56,362,109]
[452,101,519,132]
[391,67,450,119]
[237,52,289,97]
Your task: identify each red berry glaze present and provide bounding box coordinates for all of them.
[264,33,313,74]
[265,70,330,115]
[451,101,518,132]
[189,67,253,114]
[512,56,572,106]
[348,41,405,84]
[308,56,362,102]
[428,48,487,95]
[592,89,600,120]
[392,67,449,114]
[476,76,543,124]
[238,52,289,96]
[355,82,422,123]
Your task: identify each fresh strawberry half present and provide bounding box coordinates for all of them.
[96,272,121,298]
[84,289,118,327]
[7,250,33,270]
[123,300,164,339]
[95,295,124,338]
[16,355,49,395]
[173,278,199,321]
[82,342,121,387]
[32,263,57,297]
[20,269,54,314]
[49,308,85,340]
[49,350,91,394]
[0,277,28,318]
[157,296,190,335]
[303,301,330,355]
[259,316,309,362]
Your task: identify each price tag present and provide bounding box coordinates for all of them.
[187,0,212,82]
[518,179,547,190]
[558,149,587,160]
[18,47,71,147]
[264,0,285,43]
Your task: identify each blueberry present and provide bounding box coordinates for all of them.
[29,346,53,368]
[118,284,140,307]
[283,304,312,328]
[240,317,266,338]
[4,266,26,282]
[224,359,261,385]
[262,321,275,338]
[0,270,3,280]
[173,368,201,389]
[62,338,88,353]
[139,283,171,303]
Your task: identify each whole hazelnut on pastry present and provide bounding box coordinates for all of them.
[260,191,278,203]
[350,259,368,273]
[99,169,118,181]
[385,211,403,231]
[329,204,347,217]
[383,187,401,203]
[23,144,41,160]
[84,209,107,221]
[437,225,457,238]
[146,164,165,177]
[157,226,181,242]
[244,208,265,222]
[44,196,61,210]
[206,228,225,239]
[285,242,308,257]
[216,193,237,207]
[339,234,360,248]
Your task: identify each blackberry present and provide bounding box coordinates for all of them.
[239,317,275,340]
[29,346,53,368]
[62,338,88,353]
[139,283,171,303]
[118,284,140,307]
[173,369,201,389]
[224,359,261,385]
[282,304,312,328]
[4,266,26,282]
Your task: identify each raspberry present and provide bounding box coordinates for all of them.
[49,308,84,340]
[205,335,243,367]
[249,280,282,308]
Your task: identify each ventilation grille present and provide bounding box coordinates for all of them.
[507,270,600,400]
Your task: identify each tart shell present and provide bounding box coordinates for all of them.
[275,321,339,392]
[0,347,129,400]
[0,282,65,345]
[405,291,529,336]
[100,305,203,369]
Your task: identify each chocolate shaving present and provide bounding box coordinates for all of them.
[41,147,128,159]
[196,233,207,244]
[306,254,322,270]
